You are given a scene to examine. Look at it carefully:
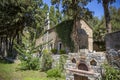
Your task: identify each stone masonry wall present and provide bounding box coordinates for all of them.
[106,31,120,50]
[65,49,106,80]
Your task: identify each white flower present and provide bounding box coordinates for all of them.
[26,49,29,53]
[25,56,28,59]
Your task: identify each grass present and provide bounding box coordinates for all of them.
[0,60,65,80]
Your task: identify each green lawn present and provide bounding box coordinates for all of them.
[0,60,65,80]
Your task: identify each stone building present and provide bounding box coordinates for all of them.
[65,49,106,80]
[36,14,93,52]
[106,31,120,51]
[36,13,107,80]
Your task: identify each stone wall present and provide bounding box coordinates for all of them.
[65,49,106,80]
[106,31,120,50]
[107,49,120,68]
[52,55,60,68]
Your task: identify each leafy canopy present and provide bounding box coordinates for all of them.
[51,0,93,20]
[0,0,45,38]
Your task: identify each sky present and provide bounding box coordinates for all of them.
[43,0,120,19]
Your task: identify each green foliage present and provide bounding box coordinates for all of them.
[103,64,120,80]
[89,7,120,42]
[88,17,106,42]
[49,5,63,27]
[46,68,61,78]
[51,49,57,54]
[0,0,47,58]
[88,17,106,51]
[59,50,66,54]
[19,57,40,70]
[49,6,56,27]
[14,28,42,70]
[0,62,65,80]
[52,0,92,52]
[0,0,44,36]
[40,50,53,71]
[110,6,120,32]
[55,9,62,23]
[59,54,68,72]
[51,0,92,20]
[14,28,42,55]
[43,3,49,14]
[0,0,27,36]
[55,20,74,52]
[93,20,106,41]
[88,7,120,51]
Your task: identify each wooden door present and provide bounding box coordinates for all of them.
[74,74,88,80]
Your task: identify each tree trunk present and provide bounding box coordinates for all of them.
[1,37,7,58]
[0,38,2,58]
[71,19,80,52]
[102,0,112,33]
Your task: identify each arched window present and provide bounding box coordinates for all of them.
[58,42,62,51]
[90,59,97,66]
[71,58,76,63]
[59,43,62,50]
[50,43,53,49]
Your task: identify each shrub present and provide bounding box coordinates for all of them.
[19,56,40,70]
[40,50,53,71]
[59,54,68,72]
[51,49,57,54]
[46,68,61,78]
[59,50,66,54]
[14,28,42,70]
[103,64,120,80]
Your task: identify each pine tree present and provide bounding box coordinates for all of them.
[110,6,120,32]
[55,9,62,24]
[49,6,56,27]
[0,0,45,58]
[98,0,116,33]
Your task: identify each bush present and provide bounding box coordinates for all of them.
[59,54,68,72]
[46,68,61,78]
[40,50,53,71]
[51,49,57,54]
[19,56,40,70]
[14,28,42,70]
[59,50,66,54]
[103,64,120,80]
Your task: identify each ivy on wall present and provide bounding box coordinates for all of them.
[55,20,74,52]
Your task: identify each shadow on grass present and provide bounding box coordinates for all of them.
[0,59,14,64]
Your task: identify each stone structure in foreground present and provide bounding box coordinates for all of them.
[65,49,106,80]
[105,31,120,68]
